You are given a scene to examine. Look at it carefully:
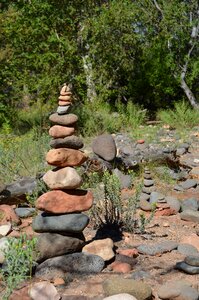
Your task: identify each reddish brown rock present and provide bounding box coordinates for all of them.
[49,125,75,138]
[137,139,145,144]
[109,261,131,273]
[155,208,176,216]
[117,248,139,258]
[9,285,31,300]
[35,190,93,214]
[0,205,21,225]
[46,148,88,167]
[58,101,72,106]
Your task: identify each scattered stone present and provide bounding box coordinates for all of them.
[143,179,154,187]
[92,134,116,162]
[139,193,150,202]
[142,186,156,194]
[50,135,84,149]
[109,261,131,273]
[181,234,199,251]
[36,190,93,214]
[180,179,198,190]
[36,232,85,262]
[9,285,31,300]
[46,148,88,167]
[0,204,20,225]
[35,253,105,279]
[165,196,181,212]
[32,212,89,233]
[177,243,198,256]
[175,261,199,274]
[176,148,186,156]
[131,271,151,280]
[181,198,199,211]
[158,280,198,300]
[49,113,78,126]
[139,199,152,211]
[117,248,138,258]
[0,223,11,236]
[30,281,61,300]
[103,294,138,300]
[174,185,184,191]
[149,192,165,204]
[57,105,70,115]
[185,254,199,266]
[82,238,114,261]
[49,125,75,138]
[137,240,178,256]
[15,207,36,218]
[180,209,199,223]
[103,278,152,300]
[43,167,82,190]
[155,208,176,216]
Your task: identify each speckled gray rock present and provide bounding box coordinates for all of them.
[36,233,85,262]
[181,198,199,212]
[15,207,36,218]
[50,135,84,149]
[180,179,198,190]
[32,213,89,233]
[180,209,199,223]
[165,196,181,212]
[103,278,152,300]
[139,199,152,211]
[143,180,154,187]
[149,192,165,204]
[49,113,78,126]
[137,241,178,256]
[175,261,199,274]
[177,243,198,256]
[92,134,116,162]
[185,254,199,267]
[35,253,105,279]
[57,105,71,115]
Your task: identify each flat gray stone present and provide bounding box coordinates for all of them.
[92,134,116,162]
[57,105,71,115]
[165,196,181,212]
[49,113,78,126]
[139,199,152,211]
[175,261,199,274]
[35,253,105,279]
[181,198,199,212]
[142,186,156,194]
[137,241,178,256]
[177,243,198,256]
[180,209,199,222]
[143,179,154,187]
[139,193,150,201]
[50,135,84,149]
[185,254,199,267]
[15,207,36,218]
[158,280,197,300]
[32,213,89,233]
[176,148,186,156]
[149,192,165,204]
[180,179,197,190]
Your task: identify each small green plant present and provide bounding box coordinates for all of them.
[26,179,49,207]
[138,203,156,234]
[0,234,37,300]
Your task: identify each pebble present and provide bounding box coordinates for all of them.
[15,207,36,218]
[137,240,178,255]
[177,243,198,256]
[180,179,198,190]
[181,198,199,211]
[0,223,11,236]
[175,261,199,274]
[158,280,198,300]
[131,270,151,280]
[149,192,165,204]
[165,196,181,212]
[92,134,117,162]
[49,125,75,138]
[180,209,199,223]
[185,254,199,266]
[139,199,152,211]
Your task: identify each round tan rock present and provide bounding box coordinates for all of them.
[58,95,72,101]
[46,148,88,167]
[82,238,114,261]
[49,125,75,138]
[110,261,131,273]
[43,167,82,190]
[35,190,93,214]
[60,85,71,95]
[30,281,60,300]
[58,101,72,106]
[181,233,199,251]
[49,113,77,126]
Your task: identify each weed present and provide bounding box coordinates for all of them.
[26,179,49,207]
[0,234,37,300]
[138,203,156,234]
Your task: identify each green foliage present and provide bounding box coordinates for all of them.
[26,179,49,207]
[157,101,199,129]
[139,203,156,234]
[0,234,37,300]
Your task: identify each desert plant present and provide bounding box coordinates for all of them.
[0,234,37,300]
[157,101,199,129]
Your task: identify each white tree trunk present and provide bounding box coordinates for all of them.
[82,54,97,102]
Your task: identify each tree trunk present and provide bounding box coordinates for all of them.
[82,54,97,103]
[180,76,199,109]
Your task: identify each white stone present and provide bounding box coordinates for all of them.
[0,223,12,236]
[103,294,138,300]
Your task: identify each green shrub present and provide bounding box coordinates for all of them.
[157,101,199,129]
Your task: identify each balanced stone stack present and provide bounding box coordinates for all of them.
[32,83,93,263]
[139,167,155,211]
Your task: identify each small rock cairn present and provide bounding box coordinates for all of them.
[32,83,93,262]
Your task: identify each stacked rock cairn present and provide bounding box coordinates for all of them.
[32,83,94,264]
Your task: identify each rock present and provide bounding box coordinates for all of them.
[43,167,82,190]
[174,185,184,191]
[139,193,150,201]
[36,190,93,214]
[176,148,186,156]
[0,223,11,236]
[142,186,156,194]
[60,84,71,95]
[46,148,88,167]
[175,261,199,274]
[115,254,137,267]
[9,285,31,300]
[103,278,152,300]
[181,234,199,251]
[58,100,71,106]
[0,204,21,225]
[158,283,181,299]
[15,207,36,218]
[36,233,85,262]
[49,125,75,138]
[155,208,176,216]
[0,237,9,263]
[185,254,199,267]
[149,192,165,204]
[103,294,138,300]
[137,240,178,256]
[180,179,198,190]
[109,261,131,273]
[177,243,198,256]
[158,280,198,300]
[32,212,89,233]
[57,105,71,115]
[139,199,152,211]
[190,167,199,179]
[143,174,152,180]
[82,238,114,261]
[30,281,61,300]
[165,196,181,212]
[49,113,78,126]
[143,180,154,187]
[92,134,116,162]
[117,248,138,258]
[50,135,83,149]
[35,253,105,279]
[180,209,199,222]
[113,168,132,189]
[181,198,199,211]
[131,271,151,280]
[0,183,6,193]
[58,95,72,101]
